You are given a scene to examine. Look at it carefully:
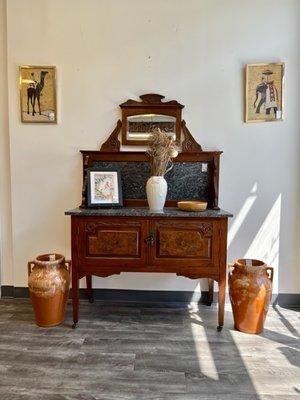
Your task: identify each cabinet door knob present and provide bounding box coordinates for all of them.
[145,231,155,246]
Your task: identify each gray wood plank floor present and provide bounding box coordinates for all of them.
[0,299,299,400]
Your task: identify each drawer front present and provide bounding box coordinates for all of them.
[149,220,220,268]
[79,219,148,267]
[88,229,138,257]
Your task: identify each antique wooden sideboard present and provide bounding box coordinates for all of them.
[65,94,232,330]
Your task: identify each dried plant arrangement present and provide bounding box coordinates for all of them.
[147,128,179,176]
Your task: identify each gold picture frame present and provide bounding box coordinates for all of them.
[19,65,57,123]
[245,62,285,123]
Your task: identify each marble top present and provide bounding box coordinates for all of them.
[65,207,233,218]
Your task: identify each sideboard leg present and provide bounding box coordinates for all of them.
[217,277,225,330]
[86,275,94,303]
[217,218,227,331]
[72,270,79,328]
[218,278,226,332]
[208,279,214,306]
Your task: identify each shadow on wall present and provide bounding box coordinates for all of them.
[88,181,283,297]
[227,182,281,294]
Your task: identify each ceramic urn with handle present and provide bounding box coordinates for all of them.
[229,258,273,334]
[28,253,71,327]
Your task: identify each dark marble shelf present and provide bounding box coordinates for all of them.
[65,207,233,218]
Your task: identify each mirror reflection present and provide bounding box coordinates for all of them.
[126,114,176,141]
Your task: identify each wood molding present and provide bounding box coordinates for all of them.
[156,221,213,237]
[213,155,220,210]
[85,221,141,233]
[181,120,203,152]
[176,272,219,280]
[100,120,122,152]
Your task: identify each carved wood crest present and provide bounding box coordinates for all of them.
[119,93,184,108]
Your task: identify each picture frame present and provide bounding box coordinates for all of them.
[19,65,57,123]
[245,62,285,123]
[87,168,123,208]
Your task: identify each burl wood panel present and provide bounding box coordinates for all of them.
[159,230,211,259]
[88,230,139,257]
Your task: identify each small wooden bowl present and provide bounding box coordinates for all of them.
[177,201,207,212]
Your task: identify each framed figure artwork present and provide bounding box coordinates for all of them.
[19,65,57,123]
[87,168,123,208]
[245,63,285,123]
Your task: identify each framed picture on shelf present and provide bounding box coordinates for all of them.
[245,62,285,123]
[87,168,123,207]
[19,65,57,123]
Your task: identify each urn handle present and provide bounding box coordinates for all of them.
[228,263,234,281]
[266,266,274,282]
[27,261,35,277]
[64,260,72,272]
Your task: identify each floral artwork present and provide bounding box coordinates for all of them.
[245,63,284,123]
[87,170,122,207]
[92,173,118,203]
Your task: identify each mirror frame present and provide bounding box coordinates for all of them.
[120,94,184,146]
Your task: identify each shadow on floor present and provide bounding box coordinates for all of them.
[0,299,299,399]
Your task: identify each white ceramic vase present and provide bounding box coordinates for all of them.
[146,176,168,213]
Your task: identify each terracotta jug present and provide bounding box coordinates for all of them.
[28,254,71,327]
[229,259,273,334]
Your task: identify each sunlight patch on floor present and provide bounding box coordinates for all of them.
[189,309,219,381]
[229,326,300,395]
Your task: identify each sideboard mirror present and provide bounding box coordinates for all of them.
[126,114,177,142]
[120,94,183,146]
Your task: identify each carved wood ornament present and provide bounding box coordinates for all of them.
[100,119,122,152]
[181,120,203,152]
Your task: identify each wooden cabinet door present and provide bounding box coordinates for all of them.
[77,218,148,268]
[148,219,220,270]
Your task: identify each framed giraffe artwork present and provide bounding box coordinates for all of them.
[245,62,285,123]
[19,65,57,123]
